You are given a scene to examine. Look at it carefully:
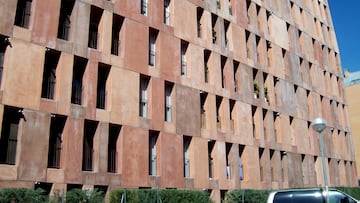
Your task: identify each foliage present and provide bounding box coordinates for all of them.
[110,188,213,203]
[0,188,47,203]
[225,189,270,203]
[66,188,104,203]
[253,80,260,97]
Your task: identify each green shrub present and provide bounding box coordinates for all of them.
[66,188,104,203]
[110,189,213,203]
[225,189,270,203]
[0,188,47,203]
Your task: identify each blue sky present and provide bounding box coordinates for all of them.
[328,0,360,73]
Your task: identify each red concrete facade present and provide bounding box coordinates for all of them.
[0,0,357,202]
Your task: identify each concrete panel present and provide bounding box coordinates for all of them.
[3,39,44,110]
[193,137,210,189]
[176,84,200,136]
[173,1,197,43]
[62,117,84,183]
[18,111,50,181]
[72,1,90,57]
[159,32,180,82]
[121,126,148,187]
[31,0,61,47]
[0,0,17,36]
[159,132,184,188]
[269,14,289,50]
[109,68,138,126]
[123,20,148,74]
[150,77,164,131]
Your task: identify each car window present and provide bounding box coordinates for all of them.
[273,190,325,203]
[328,191,357,203]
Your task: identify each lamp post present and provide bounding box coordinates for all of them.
[311,117,328,191]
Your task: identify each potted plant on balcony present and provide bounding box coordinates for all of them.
[253,80,260,99]
[264,86,269,103]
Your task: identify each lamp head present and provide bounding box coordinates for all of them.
[311,117,327,133]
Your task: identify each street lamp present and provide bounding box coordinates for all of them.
[311,117,328,191]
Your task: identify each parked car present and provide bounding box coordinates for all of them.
[267,188,359,203]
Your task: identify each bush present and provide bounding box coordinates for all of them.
[110,189,213,203]
[225,189,270,203]
[66,188,104,203]
[0,187,47,203]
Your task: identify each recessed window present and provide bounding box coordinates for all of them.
[0,106,23,165]
[96,63,110,109]
[111,14,124,56]
[108,124,121,173]
[47,115,66,169]
[148,28,158,66]
[149,131,159,176]
[42,49,61,100]
[181,40,188,77]
[88,6,103,49]
[0,35,10,87]
[183,136,192,178]
[82,120,98,171]
[139,75,150,117]
[57,0,75,40]
[197,7,204,38]
[141,0,148,16]
[164,0,171,25]
[71,56,87,105]
[164,82,174,122]
[208,140,216,179]
[14,0,32,28]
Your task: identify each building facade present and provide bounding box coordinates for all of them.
[344,70,360,185]
[0,0,357,202]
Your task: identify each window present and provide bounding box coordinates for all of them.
[211,14,218,44]
[0,106,23,165]
[229,99,235,131]
[216,96,222,129]
[96,63,110,109]
[228,0,233,15]
[197,7,204,38]
[14,0,32,28]
[239,145,245,180]
[204,49,211,83]
[259,148,264,181]
[208,140,215,179]
[0,35,10,86]
[141,0,148,16]
[221,56,227,88]
[225,143,232,179]
[57,0,75,40]
[139,75,150,117]
[181,40,188,77]
[82,120,98,171]
[111,14,124,56]
[148,28,158,66]
[41,49,60,100]
[71,56,87,105]
[47,115,66,169]
[164,82,173,122]
[108,124,121,173]
[149,131,159,176]
[200,91,208,128]
[88,6,103,49]
[183,136,192,178]
[233,60,239,92]
[164,0,170,25]
[224,20,230,47]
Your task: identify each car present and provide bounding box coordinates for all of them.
[266,188,359,203]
